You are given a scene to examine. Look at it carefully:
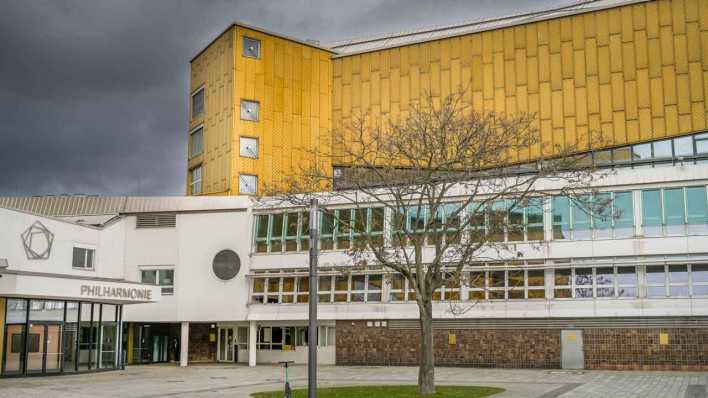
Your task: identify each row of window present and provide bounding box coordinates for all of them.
[251,274,383,304]
[188,36,263,195]
[250,264,708,303]
[254,185,708,253]
[257,325,334,351]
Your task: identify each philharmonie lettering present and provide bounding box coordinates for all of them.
[80,285,152,300]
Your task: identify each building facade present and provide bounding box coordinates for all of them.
[188,0,708,194]
[2,0,708,378]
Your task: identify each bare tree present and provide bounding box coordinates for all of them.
[263,89,608,395]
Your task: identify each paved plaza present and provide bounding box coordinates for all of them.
[0,364,705,398]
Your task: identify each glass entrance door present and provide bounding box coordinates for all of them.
[217,327,235,362]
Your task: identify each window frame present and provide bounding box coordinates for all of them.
[189,125,204,158]
[191,86,205,119]
[140,268,175,295]
[240,99,260,122]
[72,246,96,270]
[242,36,262,59]
[239,136,259,159]
[238,173,258,195]
[190,166,202,195]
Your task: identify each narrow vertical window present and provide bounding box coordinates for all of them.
[613,192,634,238]
[663,188,686,235]
[270,214,284,252]
[191,87,204,118]
[686,186,708,235]
[189,126,203,157]
[642,190,662,236]
[552,196,570,239]
[190,166,202,195]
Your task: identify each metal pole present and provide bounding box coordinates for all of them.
[308,198,319,398]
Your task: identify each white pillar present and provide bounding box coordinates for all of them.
[248,321,257,367]
[180,322,189,367]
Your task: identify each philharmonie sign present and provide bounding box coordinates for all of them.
[80,284,153,301]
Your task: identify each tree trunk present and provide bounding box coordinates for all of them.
[417,298,435,395]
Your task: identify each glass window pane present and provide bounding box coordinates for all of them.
[572,196,592,239]
[282,278,295,293]
[159,270,174,286]
[663,188,685,226]
[351,275,365,290]
[334,276,348,291]
[552,196,570,239]
[647,286,666,297]
[593,193,612,232]
[368,275,382,291]
[468,272,485,289]
[617,287,637,298]
[669,265,689,283]
[285,213,299,237]
[617,267,637,285]
[692,264,708,283]
[594,149,612,165]
[696,133,708,154]
[613,146,632,163]
[686,187,707,233]
[596,267,614,285]
[191,88,204,117]
[271,214,284,238]
[670,285,689,296]
[613,192,634,236]
[653,140,672,158]
[527,270,545,287]
[319,276,332,291]
[555,269,571,286]
[646,265,666,284]
[141,270,157,285]
[526,197,545,241]
[508,270,524,288]
[574,268,593,286]
[674,136,694,157]
[256,215,269,239]
[632,143,652,161]
[642,190,662,235]
[488,271,505,288]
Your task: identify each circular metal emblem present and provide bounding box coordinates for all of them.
[212,250,240,281]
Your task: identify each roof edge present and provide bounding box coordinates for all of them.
[190,21,336,63]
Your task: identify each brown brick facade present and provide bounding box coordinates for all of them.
[188,323,217,362]
[336,321,708,370]
[336,320,561,368]
[584,328,708,371]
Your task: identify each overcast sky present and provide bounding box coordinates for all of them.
[0,0,570,196]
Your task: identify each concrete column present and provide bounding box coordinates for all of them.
[180,322,189,367]
[248,321,257,367]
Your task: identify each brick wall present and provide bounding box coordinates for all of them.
[584,328,708,371]
[336,320,561,368]
[188,323,217,363]
[337,321,708,370]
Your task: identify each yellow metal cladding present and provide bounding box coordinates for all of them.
[331,0,708,162]
[189,28,235,195]
[188,25,332,195]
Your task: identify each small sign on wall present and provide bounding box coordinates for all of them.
[659,332,669,345]
[448,333,456,345]
[209,333,216,343]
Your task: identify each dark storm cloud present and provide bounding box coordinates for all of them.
[0,0,567,196]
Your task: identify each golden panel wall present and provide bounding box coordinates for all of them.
[189,28,235,195]
[331,0,708,162]
[232,27,332,194]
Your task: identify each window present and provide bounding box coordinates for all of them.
[239,136,258,158]
[552,192,634,240]
[642,186,708,236]
[243,37,261,58]
[72,247,95,269]
[141,269,174,295]
[318,276,333,303]
[190,166,202,195]
[390,274,416,302]
[189,126,203,157]
[553,266,637,299]
[191,87,204,118]
[471,199,546,242]
[239,174,257,195]
[253,212,311,253]
[240,100,259,121]
[692,264,708,296]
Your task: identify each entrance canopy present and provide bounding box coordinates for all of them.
[0,270,161,304]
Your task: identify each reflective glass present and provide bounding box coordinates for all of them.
[692,264,708,283]
[686,186,708,234]
[646,266,666,284]
[552,196,571,239]
[613,192,634,237]
[663,188,685,234]
[674,136,694,157]
[613,147,632,163]
[617,267,637,285]
[527,270,545,287]
[668,265,689,283]
[632,143,652,161]
[696,133,708,154]
[642,190,662,236]
[572,196,592,239]
[653,140,673,158]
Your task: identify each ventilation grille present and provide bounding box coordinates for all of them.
[136,213,176,229]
